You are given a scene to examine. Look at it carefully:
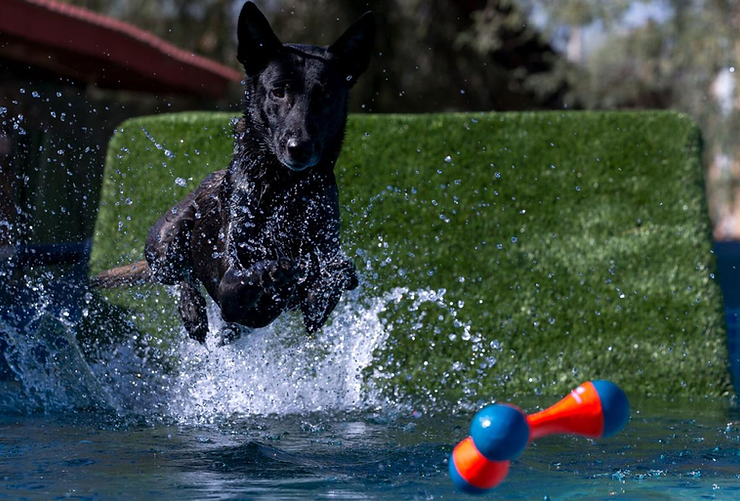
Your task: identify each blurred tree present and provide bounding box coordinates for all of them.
[269,0,572,112]
[528,0,636,63]
[59,0,570,112]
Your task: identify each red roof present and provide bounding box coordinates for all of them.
[0,0,242,97]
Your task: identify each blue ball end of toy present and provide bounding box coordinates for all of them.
[592,380,630,438]
[470,404,529,461]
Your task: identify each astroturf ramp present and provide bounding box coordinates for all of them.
[90,110,730,400]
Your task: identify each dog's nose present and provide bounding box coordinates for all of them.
[286,138,317,166]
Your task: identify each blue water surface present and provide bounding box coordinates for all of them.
[2,386,739,500]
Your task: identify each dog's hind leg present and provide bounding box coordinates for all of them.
[179,280,209,343]
[147,171,225,286]
[146,197,196,286]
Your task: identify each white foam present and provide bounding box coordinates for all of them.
[164,286,446,422]
[2,281,454,419]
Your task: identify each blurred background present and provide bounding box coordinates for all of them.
[2,0,740,255]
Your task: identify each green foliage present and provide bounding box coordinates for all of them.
[92,111,730,402]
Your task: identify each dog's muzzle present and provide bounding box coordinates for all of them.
[282,138,320,171]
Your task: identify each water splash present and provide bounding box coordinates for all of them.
[164,286,451,422]
[1,277,458,420]
[0,286,114,412]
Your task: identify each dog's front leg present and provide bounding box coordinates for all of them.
[179,279,208,343]
[217,258,302,324]
[300,254,358,333]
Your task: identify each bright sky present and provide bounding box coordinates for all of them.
[530,0,671,57]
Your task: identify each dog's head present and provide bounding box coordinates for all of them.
[237,2,375,172]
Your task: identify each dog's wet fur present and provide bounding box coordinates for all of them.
[98,2,374,343]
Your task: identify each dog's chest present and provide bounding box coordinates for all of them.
[230,178,341,266]
[267,183,340,257]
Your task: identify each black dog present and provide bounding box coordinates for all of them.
[97,2,374,343]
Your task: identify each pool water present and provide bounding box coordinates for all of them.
[2,282,740,499]
[2,389,740,500]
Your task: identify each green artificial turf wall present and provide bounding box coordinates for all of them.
[91,111,730,401]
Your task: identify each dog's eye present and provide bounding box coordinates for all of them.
[270,88,286,99]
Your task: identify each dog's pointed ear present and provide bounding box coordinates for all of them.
[328,12,375,87]
[237,1,282,72]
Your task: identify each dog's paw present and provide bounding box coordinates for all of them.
[216,324,251,346]
[220,265,250,290]
[301,285,343,334]
[264,258,303,288]
[323,257,358,291]
[299,260,355,334]
[340,260,359,291]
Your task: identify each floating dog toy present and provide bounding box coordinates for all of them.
[449,380,630,493]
